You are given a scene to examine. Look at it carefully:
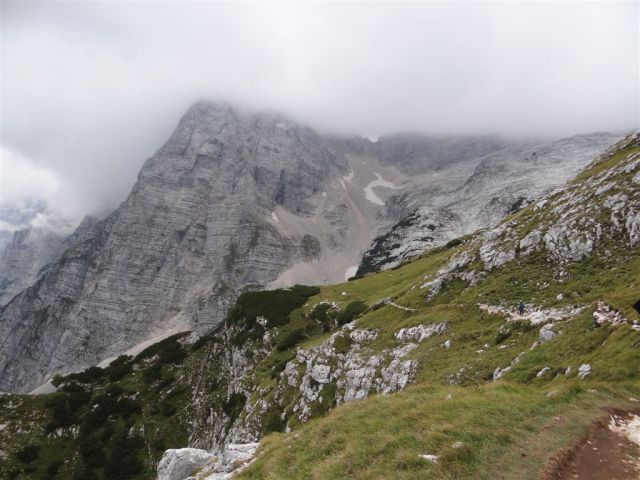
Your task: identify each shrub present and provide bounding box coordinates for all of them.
[270,356,294,378]
[445,237,463,249]
[160,400,177,417]
[15,444,40,463]
[191,331,220,351]
[72,469,98,480]
[143,363,163,384]
[45,389,91,431]
[106,355,133,381]
[80,437,106,467]
[337,301,368,326]
[277,328,306,351]
[226,285,319,330]
[104,431,144,480]
[63,366,105,384]
[495,328,512,344]
[333,334,353,354]
[310,303,331,323]
[222,393,246,420]
[134,332,190,363]
[46,460,64,478]
[261,406,285,434]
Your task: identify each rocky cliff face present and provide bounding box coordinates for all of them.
[357,132,621,274]
[0,100,621,393]
[0,216,96,306]
[0,102,350,392]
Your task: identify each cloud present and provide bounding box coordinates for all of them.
[0,146,76,233]
[0,1,638,222]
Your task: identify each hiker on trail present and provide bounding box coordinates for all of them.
[518,302,525,315]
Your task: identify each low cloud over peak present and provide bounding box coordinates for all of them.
[1,1,638,223]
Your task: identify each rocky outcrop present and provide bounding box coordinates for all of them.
[157,443,259,480]
[157,448,215,480]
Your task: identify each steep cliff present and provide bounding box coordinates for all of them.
[0,216,96,306]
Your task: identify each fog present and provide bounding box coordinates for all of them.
[1,1,638,228]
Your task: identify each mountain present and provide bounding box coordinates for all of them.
[0,101,620,394]
[0,133,638,480]
[0,216,96,306]
[357,132,621,274]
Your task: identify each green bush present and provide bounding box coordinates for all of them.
[277,328,306,351]
[337,301,368,326]
[63,366,105,384]
[445,237,463,249]
[80,436,106,467]
[15,444,40,463]
[191,330,219,351]
[495,328,512,344]
[261,406,285,434]
[106,355,133,381]
[333,334,353,354]
[143,363,163,384]
[270,355,294,378]
[44,389,91,431]
[134,332,190,363]
[46,460,64,478]
[222,393,246,420]
[160,400,177,417]
[226,285,319,330]
[104,431,144,480]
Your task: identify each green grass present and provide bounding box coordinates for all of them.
[239,382,639,480]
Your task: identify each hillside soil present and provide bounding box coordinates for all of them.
[550,409,640,480]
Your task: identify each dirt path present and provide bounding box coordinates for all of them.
[551,410,640,480]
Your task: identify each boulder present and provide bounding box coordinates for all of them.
[157,448,215,480]
[539,324,558,343]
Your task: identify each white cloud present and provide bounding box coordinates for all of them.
[0,146,75,233]
[0,1,638,222]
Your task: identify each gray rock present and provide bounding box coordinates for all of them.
[578,364,592,379]
[157,448,215,480]
[539,324,558,343]
[358,132,620,273]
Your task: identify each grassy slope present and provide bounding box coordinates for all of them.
[237,142,640,478]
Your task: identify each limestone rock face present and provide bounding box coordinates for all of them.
[358,133,620,274]
[0,216,96,306]
[0,102,351,392]
[157,448,215,480]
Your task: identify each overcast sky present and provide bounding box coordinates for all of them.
[1,1,638,228]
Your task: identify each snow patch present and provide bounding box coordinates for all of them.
[271,212,279,224]
[364,172,398,206]
[344,266,358,280]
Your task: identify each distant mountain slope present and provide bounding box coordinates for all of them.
[0,216,96,306]
[357,132,621,274]
[0,101,620,393]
